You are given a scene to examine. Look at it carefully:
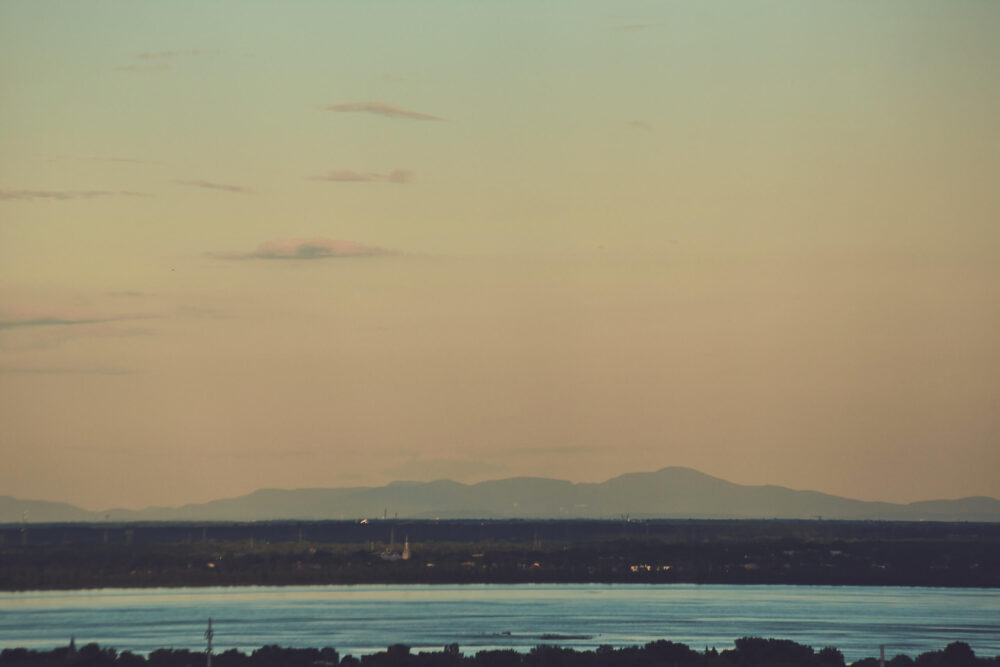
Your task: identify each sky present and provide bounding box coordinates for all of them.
[1,1,998,511]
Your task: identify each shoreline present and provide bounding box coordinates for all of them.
[3,578,999,593]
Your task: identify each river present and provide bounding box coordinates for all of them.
[1,584,997,662]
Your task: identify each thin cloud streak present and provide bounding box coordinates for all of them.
[117,50,217,72]
[211,237,392,260]
[172,179,251,193]
[205,447,315,459]
[0,324,155,352]
[0,317,118,330]
[504,445,605,456]
[47,155,150,165]
[0,367,138,376]
[116,63,170,72]
[0,314,153,331]
[174,305,228,319]
[134,50,219,60]
[308,169,413,184]
[91,156,147,164]
[381,458,509,482]
[320,102,442,121]
[0,189,150,201]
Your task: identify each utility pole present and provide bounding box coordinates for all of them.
[205,618,214,667]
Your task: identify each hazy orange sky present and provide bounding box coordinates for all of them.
[2,1,998,510]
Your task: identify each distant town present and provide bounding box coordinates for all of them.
[2,519,997,590]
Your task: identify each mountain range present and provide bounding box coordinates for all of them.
[3,467,999,523]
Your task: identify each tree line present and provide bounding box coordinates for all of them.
[2,638,997,667]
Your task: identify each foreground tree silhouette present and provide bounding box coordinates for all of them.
[643,640,702,666]
[0,638,997,667]
[473,649,523,667]
[816,647,846,667]
[726,637,815,667]
[942,642,977,667]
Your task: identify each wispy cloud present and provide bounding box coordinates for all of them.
[504,445,605,456]
[172,179,251,194]
[116,63,170,72]
[320,102,442,121]
[47,155,150,165]
[0,309,156,351]
[0,367,138,376]
[205,446,315,459]
[0,189,150,201]
[382,458,509,482]
[308,169,413,184]
[211,237,392,260]
[174,305,228,319]
[0,317,119,330]
[0,313,152,331]
[134,50,218,61]
[626,120,654,131]
[91,156,147,164]
[117,49,217,72]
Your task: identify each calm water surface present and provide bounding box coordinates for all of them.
[1,584,998,662]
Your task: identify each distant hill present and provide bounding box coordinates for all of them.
[0,495,100,523]
[3,467,1000,523]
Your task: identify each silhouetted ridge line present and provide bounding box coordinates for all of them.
[2,467,999,522]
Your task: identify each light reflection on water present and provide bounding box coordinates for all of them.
[0,584,997,662]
